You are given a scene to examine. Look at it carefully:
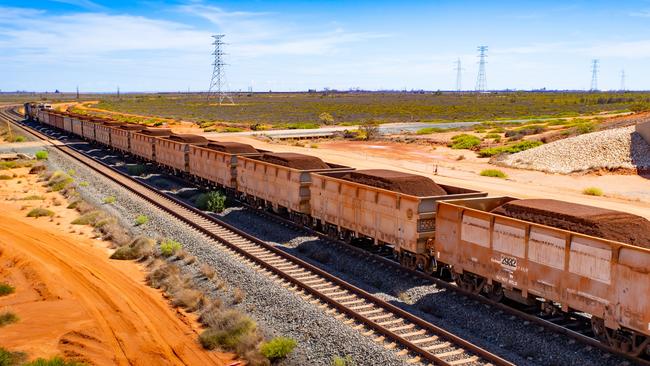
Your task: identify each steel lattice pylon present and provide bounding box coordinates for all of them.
[590,59,599,92]
[208,34,234,105]
[475,46,488,92]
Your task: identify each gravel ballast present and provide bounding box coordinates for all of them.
[497,126,650,173]
[41,142,409,366]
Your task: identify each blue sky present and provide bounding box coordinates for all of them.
[2,0,650,92]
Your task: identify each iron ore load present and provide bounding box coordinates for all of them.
[27,106,650,358]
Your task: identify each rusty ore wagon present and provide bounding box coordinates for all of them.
[188,141,261,190]
[154,134,209,173]
[310,170,486,271]
[434,196,650,356]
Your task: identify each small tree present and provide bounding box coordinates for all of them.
[360,120,380,141]
[319,112,335,125]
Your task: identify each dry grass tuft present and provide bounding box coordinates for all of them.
[110,237,155,260]
[200,264,216,279]
[232,288,245,304]
[171,288,204,312]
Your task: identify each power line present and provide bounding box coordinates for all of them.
[454,58,463,92]
[208,34,234,105]
[475,46,488,92]
[590,59,599,92]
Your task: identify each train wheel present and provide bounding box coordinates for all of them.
[484,282,504,302]
[590,317,607,342]
[453,271,484,294]
[415,255,429,272]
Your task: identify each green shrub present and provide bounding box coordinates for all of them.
[260,337,297,361]
[483,133,501,139]
[199,310,257,351]
[478,140,543,157]
[22,357,85,366]
[102,196,116,204]
[135,214,149,226]
[221,127,244,133]
[71,210,102,225]
[47,171,73,192]
[35,151,48,160]
[0,283,15,296]
[111,237,155,260]
[159,239,182,257]
[0,311,18,327]
[575,122,597,135]
[196,191,226,212]
[288,122,319,129]
[583,187,603,196]
[27,208,54,218]
[21,195,45,200]
[12,136,26,143]
[0,161,17,170]
[78,181,89,187]
[480,169,508,178]
[0,347,27,366]
[415,127,447,135]
[332,355,355,366]
[448,134,481,149]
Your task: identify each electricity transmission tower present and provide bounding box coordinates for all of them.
[454,58,463,92]
[620,69,626,91]
[475,46,488,92]
[590,59,599,91]
[208,34,234,104]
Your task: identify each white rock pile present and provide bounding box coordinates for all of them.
[498,126,650,174]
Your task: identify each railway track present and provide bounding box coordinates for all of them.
[1,107,513,366]
[243,192,650,366]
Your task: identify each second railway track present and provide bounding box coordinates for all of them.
[1,107,513,366]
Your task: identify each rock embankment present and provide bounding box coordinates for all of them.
[497,126,650,174]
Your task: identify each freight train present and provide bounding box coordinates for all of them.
[24,104,650,358]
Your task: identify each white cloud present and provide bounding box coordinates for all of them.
[629,10,650,17]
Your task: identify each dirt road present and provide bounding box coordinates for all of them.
[0,171,232,365]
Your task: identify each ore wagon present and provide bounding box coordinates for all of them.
[435,197,650,356]
[52,113,64,130]
[154,134,209,173]
[236,153,351,224]
[43,110,52,126]
[62,114,73,133]
[130,128,172,161]
[188,141,261,190]
[95,121,123,146]
[81,118,101,141]
[110,124,144,153]
[310,169,486,271]
[71,115,83,136]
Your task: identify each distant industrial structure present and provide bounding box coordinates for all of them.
[590,59,599,91]
[475,46,488,92]
[208,34,234,105]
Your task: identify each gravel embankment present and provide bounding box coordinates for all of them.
[43,145,409,366]
[497,126,650,174]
